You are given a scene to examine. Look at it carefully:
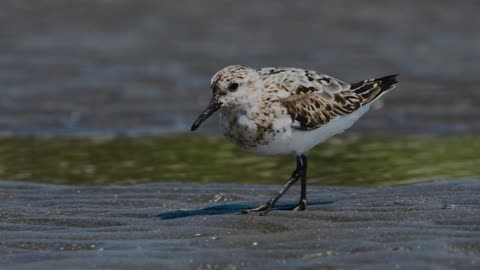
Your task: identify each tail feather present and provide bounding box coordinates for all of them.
[350,74,399,104]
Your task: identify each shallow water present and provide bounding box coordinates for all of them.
[1,135,478,187]
[1,1,480,136]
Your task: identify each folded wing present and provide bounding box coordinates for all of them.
[280,73,399,131]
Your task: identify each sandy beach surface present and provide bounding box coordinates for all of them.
[1,179,478,270]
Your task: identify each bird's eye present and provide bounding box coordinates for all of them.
[228,83,239,91]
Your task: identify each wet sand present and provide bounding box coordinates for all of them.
[1,179,479,269]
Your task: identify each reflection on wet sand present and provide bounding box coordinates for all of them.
[0,136,478,186]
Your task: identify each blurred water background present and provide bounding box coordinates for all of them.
[0,0,479,185]
[1,0,479,136]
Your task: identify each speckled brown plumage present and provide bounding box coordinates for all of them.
[191,65,399,215]
[195,65,398,154]
[280,73,398,130]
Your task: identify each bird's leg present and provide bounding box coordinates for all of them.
[293,154,307,211]
[241,155,305,215]
[241,170,299,215]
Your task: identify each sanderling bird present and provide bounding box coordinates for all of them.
[191,65,398,215]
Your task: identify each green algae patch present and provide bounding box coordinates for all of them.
[0,135,478,187]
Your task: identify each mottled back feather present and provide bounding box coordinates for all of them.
[259,68,398,131]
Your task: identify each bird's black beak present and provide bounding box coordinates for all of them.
[191,99,222,131]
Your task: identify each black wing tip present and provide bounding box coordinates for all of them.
[350,74,399,104]
[375,74,399,92]
[376,74,399,79]
[374,74,399,86]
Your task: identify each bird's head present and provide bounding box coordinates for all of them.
[191,65,258,131]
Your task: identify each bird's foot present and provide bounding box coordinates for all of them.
[293,199,307,211]
[241,202,273,215]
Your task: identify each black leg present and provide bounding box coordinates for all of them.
[241,154,307,215]
[293,154,307,211]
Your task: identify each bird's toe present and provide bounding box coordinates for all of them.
[241,203,272,214]
[293,200,307,211]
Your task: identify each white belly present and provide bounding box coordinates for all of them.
[240,104,373,155]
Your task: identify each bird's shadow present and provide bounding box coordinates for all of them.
[156,201,335,220]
